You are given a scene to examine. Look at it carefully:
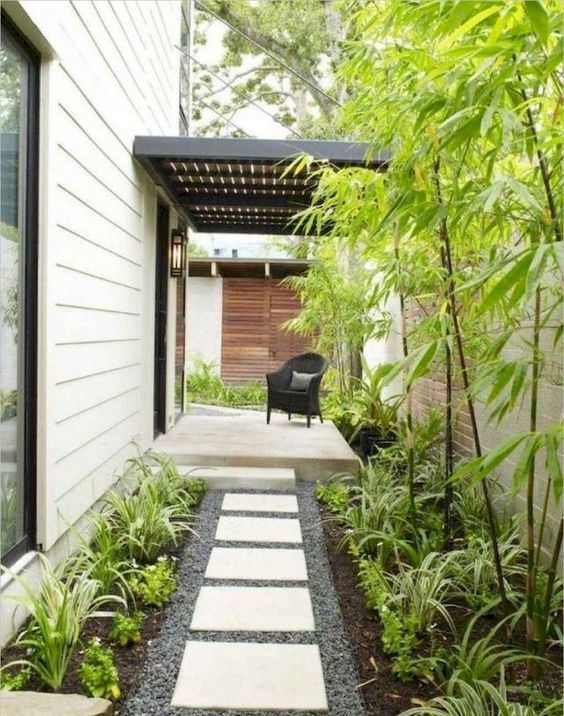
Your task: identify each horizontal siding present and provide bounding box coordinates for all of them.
[13,0,181,547]
[54,227,142,290]
[54,364,141,423]
[54,341,142,384]
[54,413,141,501]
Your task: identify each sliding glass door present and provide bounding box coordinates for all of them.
[0,16,39,564]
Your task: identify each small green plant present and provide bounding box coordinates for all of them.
[129,556,177,607]
[68,515,135,602]
[401,671,539,716]
[78,638,120,700]
[108,611,144,646]
[103,476,193,563]
[186,358,266,408]
[315,480,350,513]
[1,555,123,690]
[348,359,402,442]
[0,666,31,691]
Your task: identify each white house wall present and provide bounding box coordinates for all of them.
[186,276,223,374]
[3,0,181,549]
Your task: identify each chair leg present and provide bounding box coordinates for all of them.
[319,411,324,424]
[288,412,291,420]
[307,413,311,428]
[267,405,271,424]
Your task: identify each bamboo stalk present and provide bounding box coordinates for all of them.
[526,284,542,674]
[441,245,454,549]
[433,159,509,610]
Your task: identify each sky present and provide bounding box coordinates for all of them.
[184,2,302,257]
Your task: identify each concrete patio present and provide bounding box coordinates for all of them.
[154,408,358,482]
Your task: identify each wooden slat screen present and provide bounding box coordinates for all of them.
[268,282,310,372]
[221,278,311,384]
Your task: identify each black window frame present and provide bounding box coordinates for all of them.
[1,12,40,566]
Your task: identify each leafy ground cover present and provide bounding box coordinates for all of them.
[317,415,563,715]
[0,451,205,709]
[186,358,266,409]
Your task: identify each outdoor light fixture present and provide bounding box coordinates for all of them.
[170,228,187,278]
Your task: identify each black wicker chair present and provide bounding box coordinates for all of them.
[266,353,329,428]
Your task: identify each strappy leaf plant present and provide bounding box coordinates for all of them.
[0,555,123,690]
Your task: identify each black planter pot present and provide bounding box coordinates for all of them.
[359,427,396,459]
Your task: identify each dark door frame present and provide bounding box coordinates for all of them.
[153,201,169,438]
[1,13,40,565]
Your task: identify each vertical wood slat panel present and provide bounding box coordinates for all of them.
[221,278,311,383]
[221,278,270,383]
[268,281,311,372]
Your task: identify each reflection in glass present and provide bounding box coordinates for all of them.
[175,277,186,418]
[0,27,28,559]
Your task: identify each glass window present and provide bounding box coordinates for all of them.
[0,18,38,564]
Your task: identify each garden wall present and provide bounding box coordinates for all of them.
[365,297,561,546]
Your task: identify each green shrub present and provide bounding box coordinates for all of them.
[68,516,135,603]
[0,666,30,691]
[125,451,206,513]
[103,477,194,563]
[108,611,143,647]
[315,480,351,513]
[186,358,266,408]
[1,555,123,690]
[129,556,177,607]
[400,671,540,716]
[78,638,120,700]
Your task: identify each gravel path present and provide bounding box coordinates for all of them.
[122,483,366,716]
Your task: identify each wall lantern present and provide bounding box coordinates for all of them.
[170,228,187,278]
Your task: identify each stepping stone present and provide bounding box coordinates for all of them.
[205,546,308,581]
[190,585,315,632]
[167,466,296,491]
[215,515,302,543]
[222,492,298,513]
[0,692,112,716]
[171,641,328,711]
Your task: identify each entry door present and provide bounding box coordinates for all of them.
[153,202,169,437]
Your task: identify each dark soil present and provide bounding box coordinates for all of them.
[319,503,563,715]
[1,514,198,714]
[320,504,429,715]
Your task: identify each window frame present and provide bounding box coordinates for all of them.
[1,12,40,566]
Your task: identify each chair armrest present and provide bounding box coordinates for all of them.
[305,371,324,395]
[267,364,292,390]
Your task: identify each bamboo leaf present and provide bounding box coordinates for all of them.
[438,5,501,49]
[481,251,535,312]
[523,0,550,46]
[512,434,541,493]
[545,431,563,502]
[406,341,439,387]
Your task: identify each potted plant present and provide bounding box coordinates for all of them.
[349,360,402,458]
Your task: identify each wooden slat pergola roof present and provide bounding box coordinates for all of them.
[133,136,388,235]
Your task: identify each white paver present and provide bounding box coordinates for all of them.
[215,515,302,543]
[190,586,314,632]
[222,492,298,513]
[205,546,308,581]
[168,465,296,491]
[171,641,328,711]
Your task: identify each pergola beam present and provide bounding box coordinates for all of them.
[133,136,388,234]
[177,194,312,209]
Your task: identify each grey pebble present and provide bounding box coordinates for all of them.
[121,483,366,716]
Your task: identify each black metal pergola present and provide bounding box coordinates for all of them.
[133,136,388,235]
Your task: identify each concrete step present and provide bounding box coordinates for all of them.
[157,465,296,491]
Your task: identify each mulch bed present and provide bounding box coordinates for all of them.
[1,527,195,715]
[319,502,563,715]
[320,504,429,715]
